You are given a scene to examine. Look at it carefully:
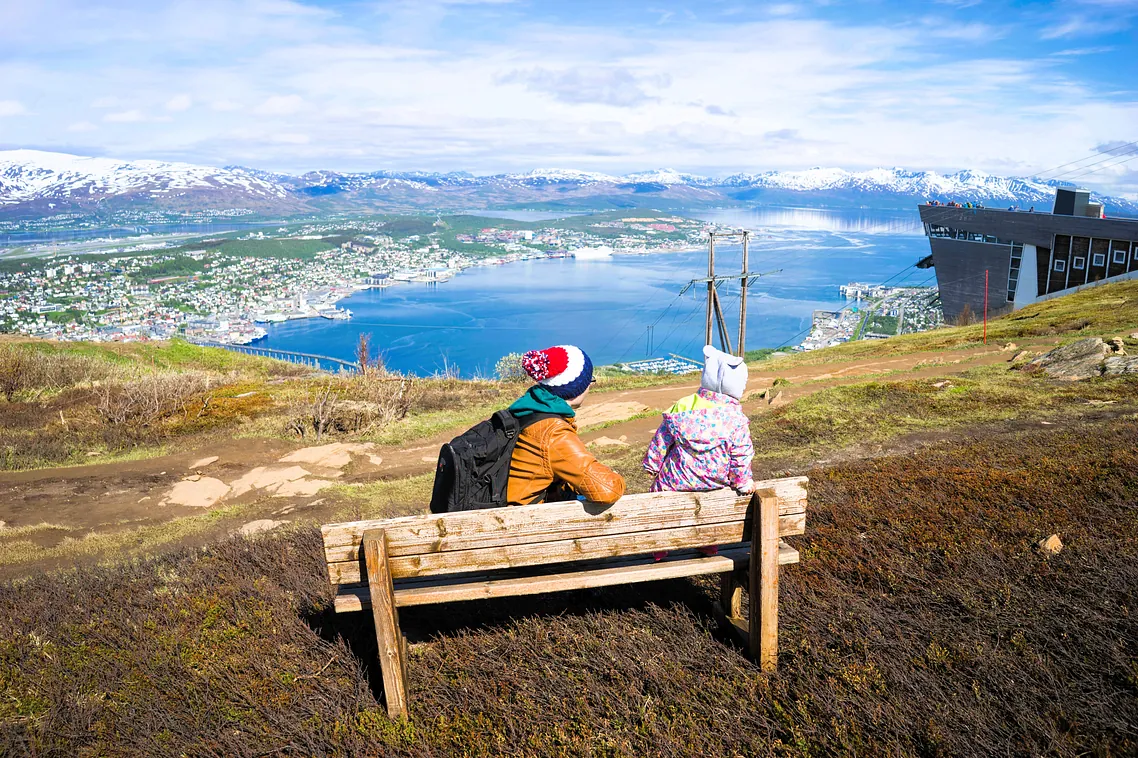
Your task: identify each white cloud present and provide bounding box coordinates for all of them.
[166,94,193,112]
[1041,16,1128,39]
[103,109,146,123]
[0,0,1136,196]
[498,67,670,107]
[256,94,306,115]
[67,120,97,132]
[0,100,28,116]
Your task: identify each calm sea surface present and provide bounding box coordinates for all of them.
[255,207,931,377]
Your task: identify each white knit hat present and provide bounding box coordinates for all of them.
[701,345,747,400]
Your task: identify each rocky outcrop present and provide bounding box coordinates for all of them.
[1104,356,1138,375]
[1022,336,1138,380]
[1023,338,1109,380]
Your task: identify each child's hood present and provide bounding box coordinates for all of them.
[661,393,743,452]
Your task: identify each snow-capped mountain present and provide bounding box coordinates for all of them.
[720,166,1061,204]
[504,168,621,184]
[1,149,1134,219]
[0,149,289,206]
[622,169,715,186]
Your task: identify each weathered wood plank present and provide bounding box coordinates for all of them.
[363,530,409,719]
[327,509,804,575]
[321,477,808,560]
[333,542,800,612]
[329,516,799,584]
[751,490,780,671]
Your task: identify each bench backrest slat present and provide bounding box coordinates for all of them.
[328,513,805,584]
[322,476,807,587]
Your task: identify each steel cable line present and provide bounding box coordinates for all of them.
[1043,145,1138,182]
[773,262,922,348]
[1062,151,1138,184]
[637,290,710,362]
[1030,140,1138,180]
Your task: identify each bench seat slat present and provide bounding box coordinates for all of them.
[328,516,802,584]
[321,477,807,561]
[332,541,800,612]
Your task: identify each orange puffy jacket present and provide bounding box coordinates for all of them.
[507,416,625,506]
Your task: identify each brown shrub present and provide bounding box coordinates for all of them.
[94,370,216,428]
[2,419,1136,756]
[0,345,114,401]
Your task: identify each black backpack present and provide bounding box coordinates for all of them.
[429,410,560,513]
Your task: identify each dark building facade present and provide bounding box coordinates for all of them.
[918,199,1138,323]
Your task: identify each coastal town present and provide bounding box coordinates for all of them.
[0,213,710,344]
[800,282,945,351]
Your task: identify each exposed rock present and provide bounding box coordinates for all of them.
[1009,350,1031,363]
[189,455,219,469]
[279,442,382,469]
[768,390,786,407]
[0,520,6,529]
[1108,337,1127,354]
[185,475,201,482]
[590,435,630,448]
[1104,356,1138,375]
[1036,534,1063,556]
[228,466,311,499]
[238,519,288,537]
[162,477,231,508]
[576,401,650,427]
[272,478,335,498]
[1023,338,1108,380]
[932,380,953,389]
[1131,332,1138,341]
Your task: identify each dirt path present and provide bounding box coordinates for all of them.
[0,340,1045,553]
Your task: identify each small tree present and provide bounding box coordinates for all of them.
[495,352,527,382]
[355,333,384,375]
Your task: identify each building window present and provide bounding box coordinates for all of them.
[1093,253,1106,267]
[1114,249,1128,264]
[1073,256,1086,270]
[1054,259,1067,273]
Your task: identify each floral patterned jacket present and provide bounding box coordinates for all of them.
[642,388,754,492]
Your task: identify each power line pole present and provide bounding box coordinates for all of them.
[705,233,716,346]
[739,231,749,355]
[686,229,772,358]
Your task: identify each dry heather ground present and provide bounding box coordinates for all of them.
[2,416,1136,757]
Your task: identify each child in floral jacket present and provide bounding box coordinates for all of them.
[642,345,755,559]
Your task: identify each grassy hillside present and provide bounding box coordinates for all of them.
[3,280,1138,755]
[755,277,1138,371]
[2,418,1135,756]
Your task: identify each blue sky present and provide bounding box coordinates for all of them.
[1,0,1136,193]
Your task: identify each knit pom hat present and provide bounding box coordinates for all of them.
[521,345,594,400]
[701,345,748,400]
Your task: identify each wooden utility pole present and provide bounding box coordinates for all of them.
[705,234,716,346]
[690,230,768,358]
[739,231,750,356]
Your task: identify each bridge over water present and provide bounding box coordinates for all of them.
[192,341,359,372]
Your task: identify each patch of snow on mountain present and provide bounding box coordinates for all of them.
[0,149,288,203]
[505,168,620,184]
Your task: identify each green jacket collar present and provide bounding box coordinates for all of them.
[509,385,576,418]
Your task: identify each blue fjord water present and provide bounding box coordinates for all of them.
[255,208,929,377]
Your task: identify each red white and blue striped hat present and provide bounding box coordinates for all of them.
[521,345,594,399]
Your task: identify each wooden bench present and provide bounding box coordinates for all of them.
[320,475,808,718]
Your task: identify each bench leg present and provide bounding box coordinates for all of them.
[719,572,743,620]
[749,490,779,671]
[363,529,410,719]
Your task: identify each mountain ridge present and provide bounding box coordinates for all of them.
[3,149,1136,219]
